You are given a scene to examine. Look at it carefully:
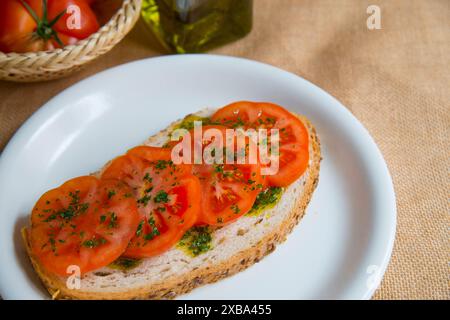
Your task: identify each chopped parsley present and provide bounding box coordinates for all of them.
[153,190,169,204]
[108,212,118,229]
[137,194,152,206]
[231,117,245,128]
[109,257,141,270]
[135,220,144,237]
[49,237,56,252]
[265,117,276,124]
[82,237,107,248]
[178,226,212,256]
[42,190,89,223]
[69,191,80,204]
[144,187,154,194]
[231,204,240,214]
[144,217,160,240]
[44,214,57,222]
[155,160,171,170]
[248,187,283,215]
[58,207,76,220]
[107,190,116,199]
[143,173,152,183]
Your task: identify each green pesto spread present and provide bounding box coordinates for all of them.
[174,115,211,131]
[164,115,211,148]
[246,187,284,216]
[177,226,213,257]
[108,257,141,271]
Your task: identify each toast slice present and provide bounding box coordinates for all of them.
[23,108,321,300]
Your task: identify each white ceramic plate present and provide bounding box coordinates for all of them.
[0,55,396,300]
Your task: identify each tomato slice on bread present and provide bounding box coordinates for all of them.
[211,101,310,187]
[170,125,264,225]
[30,176,140,276]
[28,101,309,276]
[101,146,201,258]
[195,162,263,225]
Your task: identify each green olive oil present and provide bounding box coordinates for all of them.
[141,0,253,53]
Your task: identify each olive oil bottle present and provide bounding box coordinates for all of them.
[141,0,253,53]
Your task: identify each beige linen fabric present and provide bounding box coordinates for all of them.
[0,0,448,299]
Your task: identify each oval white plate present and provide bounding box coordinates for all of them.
[0,55,396,300]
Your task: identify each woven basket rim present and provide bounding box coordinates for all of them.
[0,0,140,59]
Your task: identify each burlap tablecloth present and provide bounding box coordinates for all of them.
[0,0,448,299]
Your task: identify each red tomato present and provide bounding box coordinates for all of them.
[48,0,99,40]
[195,162,263,225]
[0,0,99,53]
[101,146,202,258]
[170,125,264,225]
[211,101,310,187]
[30,176,140,276]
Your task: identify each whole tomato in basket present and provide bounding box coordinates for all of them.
[0,0,100,53]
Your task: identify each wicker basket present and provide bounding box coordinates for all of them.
[0,0,142,82]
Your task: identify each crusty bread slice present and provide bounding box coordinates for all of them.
[23,108,321,300]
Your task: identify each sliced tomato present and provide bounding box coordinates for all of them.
[101,146,201,258]
[211,101,310,187]
[195,162,263,225]
[30,176,140,276]
[169,125,264,225]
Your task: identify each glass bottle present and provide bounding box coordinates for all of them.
[141,0,253,53]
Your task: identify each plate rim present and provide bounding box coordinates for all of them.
[0,54,396,300]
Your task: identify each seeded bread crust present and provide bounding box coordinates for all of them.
[23,110,321,300]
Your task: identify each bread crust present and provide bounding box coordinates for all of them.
[23,115,321,300]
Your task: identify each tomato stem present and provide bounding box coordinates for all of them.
[20,0,40,23]
[49,10,66,27]
[19,0,66,47]
[42,0,48,22]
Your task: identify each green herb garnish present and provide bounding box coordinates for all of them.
[137,194,152,206]
[247,187,283,215]
[144,217,160,240]
[108,212,118,229]
[178,226,212,256]
[154,190,169,203]
[135,220,144,237]
[143,173,152,183]
[231,204,240,214]
[82,237,107,248]
[109,257,141,271]
[107,190,116,199]
[155,160,171,170]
